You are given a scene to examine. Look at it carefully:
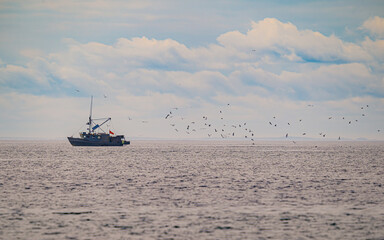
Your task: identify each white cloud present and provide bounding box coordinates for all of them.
[362,16,384,38]
[362,37,384,62]
[218,18,371,63]
[1,17,384,139]
[2,18,383,101]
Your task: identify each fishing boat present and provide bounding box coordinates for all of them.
[68,96,130,146]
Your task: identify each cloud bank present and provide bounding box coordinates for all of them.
[0,17,383,139]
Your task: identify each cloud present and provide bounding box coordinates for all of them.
[1,17,384,138]
[362,16,384,38]
[218,18,371,63]
[362,37,384,63]
[2,18,383,102]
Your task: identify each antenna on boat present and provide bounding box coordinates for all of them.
[89,96,93,134]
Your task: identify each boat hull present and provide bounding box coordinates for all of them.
[67,136,130,146]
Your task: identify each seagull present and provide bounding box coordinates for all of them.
[104,94,107,98]
[75,89,80,92]
[286,133,288,138]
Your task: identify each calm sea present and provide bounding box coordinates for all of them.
[0,140,383,239]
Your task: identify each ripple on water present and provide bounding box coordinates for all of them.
[0,140,383,239]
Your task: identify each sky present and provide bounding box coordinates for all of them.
[0,0,384,140]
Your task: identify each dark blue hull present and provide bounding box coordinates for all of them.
[67,136,130,146]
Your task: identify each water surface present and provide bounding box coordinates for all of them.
[0,140,383,239]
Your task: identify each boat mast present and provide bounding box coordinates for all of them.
[88,96,93,134]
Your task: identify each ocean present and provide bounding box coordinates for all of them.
[0,140,383,239]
